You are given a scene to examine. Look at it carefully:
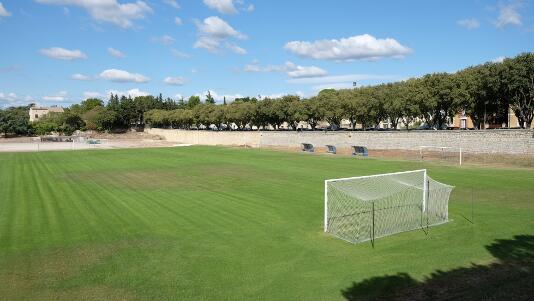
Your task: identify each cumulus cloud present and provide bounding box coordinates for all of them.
[71,73,91,80]
[457,18,480,29]
[0,2,11,18]
[174,17,182,25]
[99,69,149,83]
[225,42,247,55]
[194,16,247,53]
[492,56,506,63]
[39,47,87,60]
[36,0,152,28]
[108,88,149,98]
[243,61,328,78]
[164,76,185,86]
[108,47,125,58]
[43,91,68,102]
[152,35,175,45]
[196,16,246,39]
[0,92,34,107]
[163,0,180,9]
[203,0,238,14]
[495,3,522,28]
[284,34,411,61]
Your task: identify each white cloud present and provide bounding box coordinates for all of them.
[246,4,254,12]
[99,69,149,83]
[203,0,238,14]
[287,74,394,85]
[0,2,12,17]
[226,42,247,55]
[152,35,175,45]
[36,0,152,29]
[171,49,190,59]
[457,18,480,29]
[284,34,411,61]
[164,0,180,9]
[108,88,149,98]
[71,73,91,80]
[83,91,102,99]
[43,91,68,102]
[243,61,328,78]
[0,93,34,107]
[496,3,522,28]
[174,16,182,25]
[285,62,327,78]
[39,47,87,60]
[194,16,247,53]
[196,16,246,39]
[492,56,506,63]
[164,76,185,86]
[194,36,221,52]
[108,47,125,58]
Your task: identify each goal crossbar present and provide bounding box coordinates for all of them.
[419,146,463,165]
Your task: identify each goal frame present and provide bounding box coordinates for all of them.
[324,169,428,233]
[419,145,462,165]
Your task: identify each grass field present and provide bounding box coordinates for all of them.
[0,146,533,300]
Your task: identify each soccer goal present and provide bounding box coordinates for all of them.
[419,146,463,165]
[324,169,453,244]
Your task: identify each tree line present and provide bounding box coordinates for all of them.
[0,52,532,137]
[146,52,533,131]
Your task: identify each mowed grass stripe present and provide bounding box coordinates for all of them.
[0,146,533,300]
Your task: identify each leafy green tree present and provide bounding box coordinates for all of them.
[302,97,324,130]
[205,91,216,104]
[317,89,344,129]
[501,53,534,128]
[188,96,201,109]
[420,73,461,129]
[80,98,104,113]
[0,106,31,136]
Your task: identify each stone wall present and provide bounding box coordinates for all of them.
[147,128,534,155]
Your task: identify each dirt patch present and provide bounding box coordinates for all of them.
[0,239,156,301]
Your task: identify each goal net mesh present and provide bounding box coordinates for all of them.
[420,146,462,165]
[325,170,453,244]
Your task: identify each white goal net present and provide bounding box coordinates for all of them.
[419,146,463,165]
[324,169,453,244]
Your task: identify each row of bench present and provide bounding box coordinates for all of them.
[301,143,368,156]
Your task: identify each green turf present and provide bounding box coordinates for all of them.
[0,146,532,300]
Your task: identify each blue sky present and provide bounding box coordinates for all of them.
[0,0,533,107]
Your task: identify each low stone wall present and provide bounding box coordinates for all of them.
[146,128,534,155]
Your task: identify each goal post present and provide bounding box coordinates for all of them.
[419,146,463,165]
[324,169,453,244]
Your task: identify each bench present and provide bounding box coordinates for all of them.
[301,143,314,152]
[326,145,337,154]
[352,146,368,157]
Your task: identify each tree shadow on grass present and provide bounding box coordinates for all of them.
[341,235,534,301]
